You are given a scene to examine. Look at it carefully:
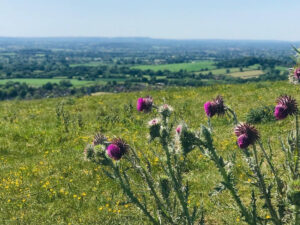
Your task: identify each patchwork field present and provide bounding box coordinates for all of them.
[229,70,265,78]
[132,60,216,72]
[0,81,299,224]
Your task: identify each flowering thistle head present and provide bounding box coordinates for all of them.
[148,118,161,140]
[93,133,107,146]
[274,95,298,120]
[204,96,226,117]
[234,123,259,148]
[294,68,300,80]
[204,101,214,117]
[137,96,153,113]
[107,138,129,160]
[237,134,251,149]
[159,104,173,117]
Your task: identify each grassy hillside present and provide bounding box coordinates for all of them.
[0,81,299,224]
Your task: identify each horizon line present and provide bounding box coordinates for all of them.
[0,36,300,43]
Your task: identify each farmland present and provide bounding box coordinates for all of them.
[0,81,299,224]
[131,60,216,72]
[0,38,293,100]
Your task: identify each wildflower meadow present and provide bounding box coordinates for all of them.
[0,50,299,225]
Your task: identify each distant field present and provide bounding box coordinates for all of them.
[132,60,216,72]
[0,79,93,87]
[199,64,261,75]
[70,62,104,67]
[275,66,289,71]
[229,70,265,78]
[0,78,125,87]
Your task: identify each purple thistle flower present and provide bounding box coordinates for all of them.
[136,96,153,113]
[107,144,122,160]
[137,98,144,111]
[204,96,226,117]
[294,68,300,80]
[274,95,298,120]
[107,138,129,160]
[237,134,251,149]
[274,105,288,120]
[234,123,259,148]
[204,101,214,117]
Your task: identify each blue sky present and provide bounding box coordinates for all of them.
[0,0,299,40]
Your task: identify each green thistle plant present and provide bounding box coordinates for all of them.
[83,99,205,225]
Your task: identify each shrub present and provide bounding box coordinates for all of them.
[246,105,275,124]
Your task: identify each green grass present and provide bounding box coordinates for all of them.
[70,62,104,67]
[132,60,216,72]
[0,81,299,224]
[199,64,261,76]
[275,66,289,71]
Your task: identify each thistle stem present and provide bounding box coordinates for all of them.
[252,145,281,225]
[112,163,159,225]
[226,107,239,125]
[160,114,193,224]
[295,204,300,225]
[130,148,175,225]
[163,143,192,225]
[295,114,300,177]
[202,144,254,224]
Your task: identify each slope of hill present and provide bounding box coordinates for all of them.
[0,81,299,224]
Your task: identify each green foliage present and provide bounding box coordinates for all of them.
[246,105,275,124]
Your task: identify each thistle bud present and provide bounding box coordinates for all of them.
[176,125,183,135]
[159,104,173,117]
[177,124,196,155]
[148,118,161,140]
[84,144,95,160]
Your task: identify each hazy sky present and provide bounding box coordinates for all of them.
[0,0,299,40]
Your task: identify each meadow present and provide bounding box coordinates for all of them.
[0,81,299,224]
